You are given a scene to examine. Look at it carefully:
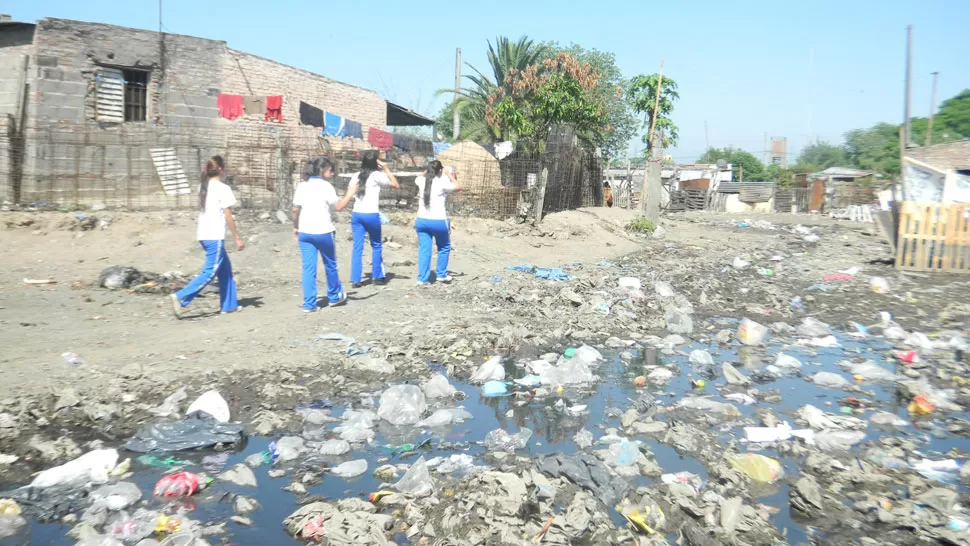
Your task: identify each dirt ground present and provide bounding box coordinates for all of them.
[3,205,969,441]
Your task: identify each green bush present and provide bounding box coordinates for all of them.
[626,218,656,234]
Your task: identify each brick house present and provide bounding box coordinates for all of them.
[0,16,432,208]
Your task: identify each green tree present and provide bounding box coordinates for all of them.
[437,36,548,143]
[486,52,606,149]
[843,123,900,175]
[698,147,765,181]
[795,141,848,171]
[542,42,637,160]
[936,89,970,139]
[628,74,679,149]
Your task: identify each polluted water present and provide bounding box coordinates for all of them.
[3,317,970,545]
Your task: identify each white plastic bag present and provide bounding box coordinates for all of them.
[148,388,187,417]
[618,277,642,292]
[377,385,428,426]
[665,310,694,335]
[415,408,473,428]
[275,436,305,462]
[737,318,767,346]
[812,372,849,389]
[30,449,119,488]
[469,356,505,384]
[815,430,866,451]
[689,350,714,367]
[647,367,674,384]
[394,456,433,496]
[186,390,230,423]
[330,459,368,478]
[774,353,803,369]
[317,439,351,456]
[844,360,898,382]
[870,276,891,294]
[796,317,831,338]
[574,345,603,365]
[654,281,676,299]
[421,374,457,399]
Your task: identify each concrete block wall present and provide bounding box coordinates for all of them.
[0,25,32,117]
[10,17,391,209]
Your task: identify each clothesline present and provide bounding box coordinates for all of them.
[336,171,426,178]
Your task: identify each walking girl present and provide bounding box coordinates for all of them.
[414,160,461,285]
[169,155,244,318]
[345,150,399,287]
[292,156,347,312]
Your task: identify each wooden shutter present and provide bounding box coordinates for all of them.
[95,68,125,123]
[150,148,191,195]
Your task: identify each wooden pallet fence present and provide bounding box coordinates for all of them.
[895,202,970,273]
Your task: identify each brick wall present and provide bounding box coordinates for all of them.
[9,17,389,209]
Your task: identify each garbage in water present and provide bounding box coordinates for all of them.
[483,428,533,452]
[727,453,783,483]
[153,472,202,497]
[737,318,767,345]
[469,356,505,384]
[125,413,245,453]
[481,380,508,397]
[185,390,231,423]
[377,384,427,426]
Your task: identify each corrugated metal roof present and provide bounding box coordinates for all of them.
[813,167,874,178]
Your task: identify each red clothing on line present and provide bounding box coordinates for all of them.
[367,127,393,151]
[265,95,283,122]
[217,94,244,120]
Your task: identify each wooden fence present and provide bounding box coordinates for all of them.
[896,202,970,273]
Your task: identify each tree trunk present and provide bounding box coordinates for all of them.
[641,141,662,222]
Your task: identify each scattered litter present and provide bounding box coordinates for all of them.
[394,456,433,496]
[727,453,783,483]
[377,385,427,426]
[469,356,505,384]
[484,428,533,452]
[185,390,231,423]
[153,472,201,497]
[330,459,368,479]
[737,318,767,346]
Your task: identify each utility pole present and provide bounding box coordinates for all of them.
[641,60,664,222]
[453,48,461,141]
[903,25,913,149]
[926,71,940,146]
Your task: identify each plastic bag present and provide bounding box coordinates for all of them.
[30,448,119,488]
[606,440,641,468]
[661,472,703,495]
[689,349,714,367]
[796,317,831,338]
[0,514,26,539]
[677,397,739,417]
[722,362,749,385]
[870,412,908,427]
[148,388,188,417]
[574,344,604,365]
[665,310,694,335]
[844,360,898,382]
[317,439,351,456]
[815,430,866,451]
[807,335,840,348]
[421,374,457,399]
[870,276,891,294]
[153,472,200,497]
[774,353,802,369]
[275,436,306,461]
[124,413,245,453]
[618,277,642,292]
[812,371,849,389]
[330,459,368,478]
[647,367,674,384]
[378,385,428,426]
[727,453,783,483]
[733,257,750,269]
[616,498,666,534]
[484,428,533,452]
[416,408,472,428]
[909,394,936,415]
[90,482,142,510]
[481,380,508,397]
[394,456,433,496]
[185,390,230,423]
[469,356,505,384]
[737,318,767,346]
[654,281,675,299]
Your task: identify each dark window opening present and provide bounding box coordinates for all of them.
[123,69,148,122]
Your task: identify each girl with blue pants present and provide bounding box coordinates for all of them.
[414,160,461,285]
[347,150,399,287]
[292,157,347,312]
[169,155,245,318]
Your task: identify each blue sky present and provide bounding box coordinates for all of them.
[7,0,968,162]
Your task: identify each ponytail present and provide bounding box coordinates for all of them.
[423,160,443,208]
[304,155,335,181]
[356,150,380,198]
[199,155,225,211]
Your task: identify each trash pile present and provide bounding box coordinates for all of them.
[4,215,970,546]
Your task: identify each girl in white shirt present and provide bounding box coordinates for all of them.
[345,150,399,288]
[414,160,461,285]
[292,156,347,312]
[169,155,244,318]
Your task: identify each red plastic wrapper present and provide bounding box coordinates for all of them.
[896,351,919,364]
[153,472,200,497]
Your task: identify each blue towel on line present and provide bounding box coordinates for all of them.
[323,112,345,137]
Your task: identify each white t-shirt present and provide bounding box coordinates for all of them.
[196,178,237,241]
[350,171,392,214]
[415,175,457,220]
[293,177,339,235]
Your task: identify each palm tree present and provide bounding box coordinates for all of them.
[439,36,547,143]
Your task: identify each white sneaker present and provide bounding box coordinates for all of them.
[169,294,182,319]
[439,276,454,284]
